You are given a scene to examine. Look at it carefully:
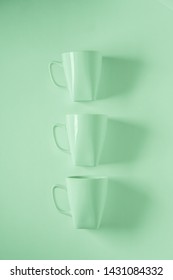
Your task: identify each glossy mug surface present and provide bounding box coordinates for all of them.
[49,51,102,101]
[52,176,108,229]
[53,114,107,166]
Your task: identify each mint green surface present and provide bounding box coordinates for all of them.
[53,114,107,166]
[50,51,102,101]
[158,0,173,10]
[53,176,108,229]
[1,0,173,259]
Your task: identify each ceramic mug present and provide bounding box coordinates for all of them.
[53,114,107,166]
[49,51,102,101]
[52,176,108,229]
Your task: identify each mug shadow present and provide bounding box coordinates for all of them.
[100,118,149,164]
[97,56,144,100]
[101,179,151,230]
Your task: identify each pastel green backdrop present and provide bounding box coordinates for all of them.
[0,0,173,259]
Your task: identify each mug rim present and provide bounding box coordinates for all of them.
[67,176,107,180]
[66,113,107,117]
[62,50,101,55]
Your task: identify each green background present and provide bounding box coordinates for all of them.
[1,0,173,259]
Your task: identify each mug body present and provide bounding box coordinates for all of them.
[62,51,102,101]
[66,176,108,229]
[66,114,107,166]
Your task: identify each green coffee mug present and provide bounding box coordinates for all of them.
[52,176,108,229]
[53,114,107,167]
[49,51,102,102]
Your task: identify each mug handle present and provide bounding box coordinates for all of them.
[53,123,70,153]
[52,184,71,217]
[49,61,66,88]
